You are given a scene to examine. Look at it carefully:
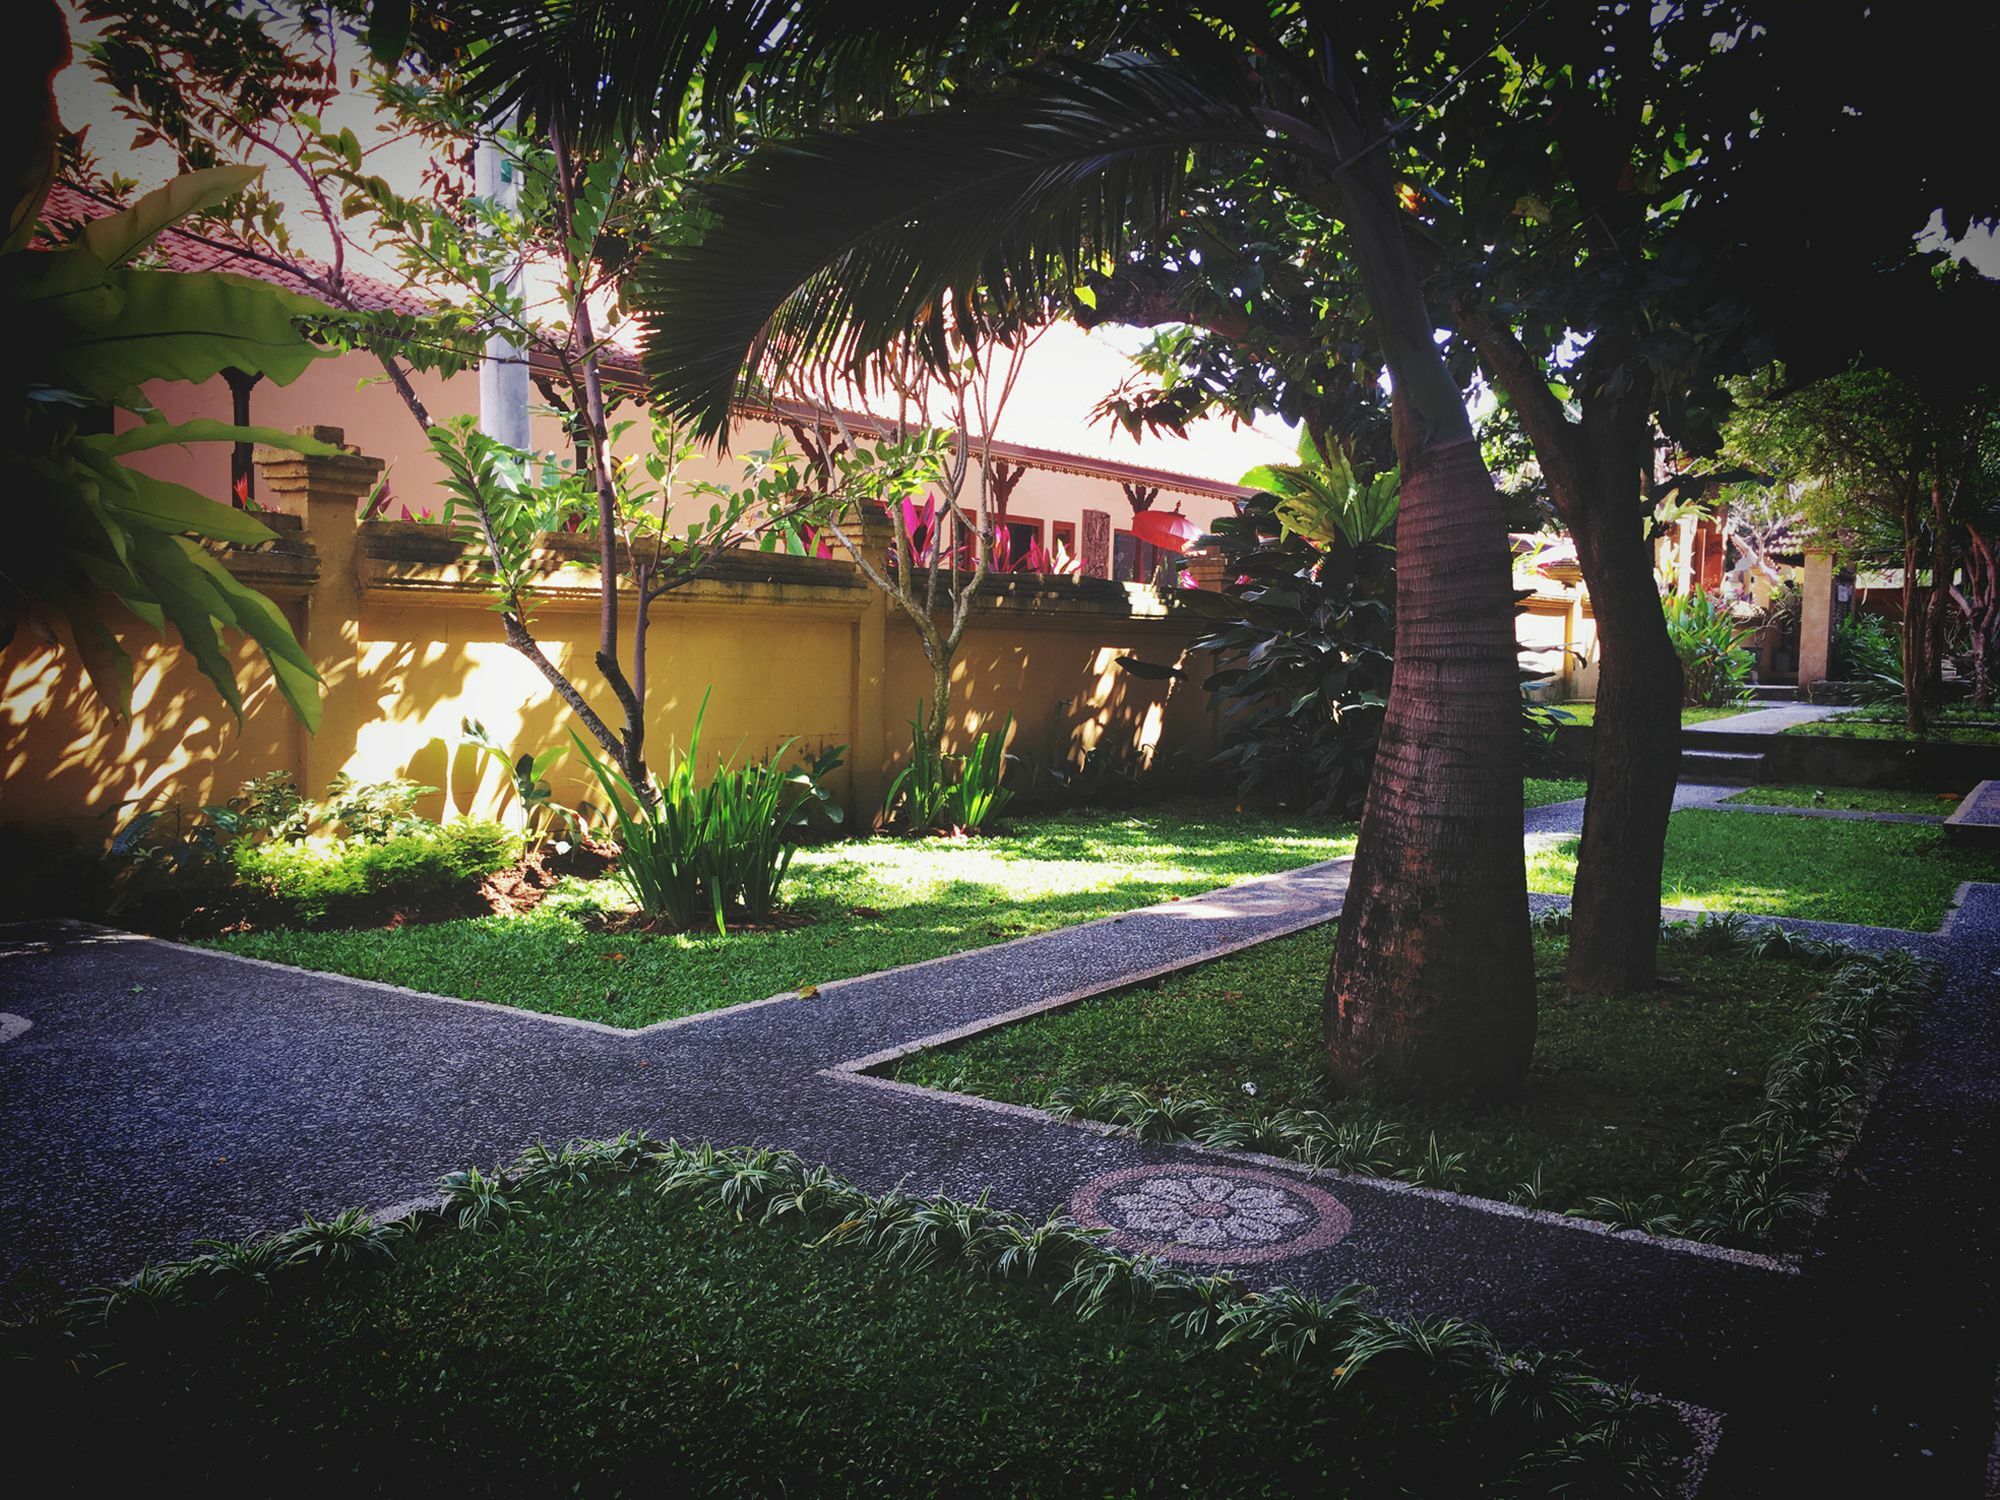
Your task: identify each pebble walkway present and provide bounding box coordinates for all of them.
[2,789,1994,1494]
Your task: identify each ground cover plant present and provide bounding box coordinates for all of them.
[894,927,1938,1248]
[108,772,527,932]
[1528,810,1997,929]
[1725,785,1963,815]
[231,821,517,927]
[1548,703,1746,727]
[1783,709,2000,745]
[1523,777,1587,806]
[203,803,1358,1027]
[2,1139,1687,1496]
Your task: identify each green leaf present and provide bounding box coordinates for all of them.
[80,165,264,267]
[84,419,342,461]
[101,469,279,545]
[47,267,332,397]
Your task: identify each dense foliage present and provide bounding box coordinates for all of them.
[232,820,515,926]
[1661,590,1753,707]
[8,8,335,723]
[1151,445,1395,817]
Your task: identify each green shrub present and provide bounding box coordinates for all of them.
[945,714,1014,832]
[882,710,952,831]
[320,774,437,842]
[233,821,515,925]
[884,708,1018,833]
[1663,589,1753,706]
[575,692,836,932]
[1830,611,1902,694]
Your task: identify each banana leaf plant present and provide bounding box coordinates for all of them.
[4,48,339,724]
[459,718,596,852]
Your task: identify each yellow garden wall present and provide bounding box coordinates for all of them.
[1,438,1216,843]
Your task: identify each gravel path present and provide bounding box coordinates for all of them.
[2,788,1993,1492]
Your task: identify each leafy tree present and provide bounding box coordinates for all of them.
[1165,437,1396,816]
[1069,1,1997,994]
[459,0,1540,1098]
[772,339,1039,765]
[1725,369,2000,728]
[5,3,335,724]
[77,4,905,790]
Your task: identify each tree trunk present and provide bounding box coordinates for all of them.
[1565,495,1683,992]
[1320,128,1535,1100]
[1901,488,1927,737]
[914,631,951,760]
[1464,317,1679,995]
[1327,432,1536,1098]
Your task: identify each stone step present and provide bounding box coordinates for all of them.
[1680,749,1767,785]
[1749,683,1802,701]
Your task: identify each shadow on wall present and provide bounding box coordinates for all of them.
[918,625,1206,781]
[2,609,303,841]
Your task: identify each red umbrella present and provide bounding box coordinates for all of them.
[1130,509,1201,554]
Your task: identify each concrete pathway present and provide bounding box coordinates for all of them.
[1687,703,1855,735]
[1,790,1994,1493]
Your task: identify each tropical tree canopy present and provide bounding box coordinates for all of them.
[5,3,340,725]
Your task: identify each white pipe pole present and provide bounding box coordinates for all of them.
[475,132,531,449]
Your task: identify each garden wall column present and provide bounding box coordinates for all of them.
[254,426,385,800]
[1798,547,1836,689]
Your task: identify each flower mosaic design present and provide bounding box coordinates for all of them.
[1109,1173,1305,1249]
[1070,1163,1353,1265]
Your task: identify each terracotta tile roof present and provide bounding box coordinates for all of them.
[40,181,436,319]
[38,184,1288,489]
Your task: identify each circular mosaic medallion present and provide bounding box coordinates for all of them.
[1070,1163,1351,1265]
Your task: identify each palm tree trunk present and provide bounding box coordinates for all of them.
[1321,140,1535,1100]
[1327,429,1536,1098]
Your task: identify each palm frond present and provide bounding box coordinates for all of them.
[634,55,1263,441]
[455,0,1081,140]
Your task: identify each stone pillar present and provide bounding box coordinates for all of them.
[1184,548,1227,592]
[254,426,385,798]
[1081,508,1112,579]
[1797,546,1836,689]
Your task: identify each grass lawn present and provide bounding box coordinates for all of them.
[1550,702,1747,726]
[1726,784,1965,815]
[1784,709,2000,745]
[894,929,1850,1222]
[1523,776,1586,806]
[204,803,1358,1027]
[1526,809,1998,929]
[4,1160,1678,1495]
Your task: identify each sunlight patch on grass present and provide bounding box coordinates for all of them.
[1526,808,1999,929]
[203,803,1358,1027]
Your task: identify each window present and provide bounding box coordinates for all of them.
[1113,529,1164,584]
[1051,520,1076,553]
[1001,516,1043,560]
